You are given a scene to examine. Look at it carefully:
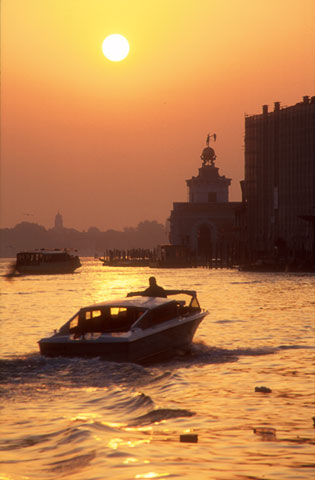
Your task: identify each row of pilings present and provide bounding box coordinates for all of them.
[98,244,315,271]
[98,244,245,269]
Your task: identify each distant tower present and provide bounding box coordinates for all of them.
[186,134,231,203]
[54,212,64,230]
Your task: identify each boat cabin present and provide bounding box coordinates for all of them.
[17,249,74,266]
[59,296,201,337]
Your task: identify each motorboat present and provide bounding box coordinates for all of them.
[14,249,81,274]
[38,291,208,363]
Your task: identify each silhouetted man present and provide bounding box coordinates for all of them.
[127,276,167,298]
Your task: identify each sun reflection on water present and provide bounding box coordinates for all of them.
[125,426,153,433]
[86,267,151,305]
[135,473,171,479]
[70,413,101,423]
[108,437,151,450]
[124,457,139,464]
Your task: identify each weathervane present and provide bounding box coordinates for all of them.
[206,133,217,146]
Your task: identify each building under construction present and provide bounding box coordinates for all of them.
[241,96,315,268]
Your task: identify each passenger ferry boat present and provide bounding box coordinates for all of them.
[15,249,81,274]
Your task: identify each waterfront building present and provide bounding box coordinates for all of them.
[243,96,315,263]
[169,137,240,258]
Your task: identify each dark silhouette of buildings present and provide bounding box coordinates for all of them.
[0,217,167,257]
[169,136,241,261]
[241,96,315,267]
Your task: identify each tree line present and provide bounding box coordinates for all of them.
[0,220,167,257]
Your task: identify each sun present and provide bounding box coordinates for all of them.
[102,34,130,62]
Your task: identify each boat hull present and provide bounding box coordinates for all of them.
[39,313,205,364]
[16,262,80,274]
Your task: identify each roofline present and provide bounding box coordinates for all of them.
[17,249,77,255]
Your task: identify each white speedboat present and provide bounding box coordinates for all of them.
[39,291,207,364]
[14,249,81,274]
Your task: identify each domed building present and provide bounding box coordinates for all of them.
[169,136,241,258]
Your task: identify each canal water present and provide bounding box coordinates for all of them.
[0,258,314,480]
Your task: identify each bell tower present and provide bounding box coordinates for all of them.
[186,134,231,203]
[54,211,64,230]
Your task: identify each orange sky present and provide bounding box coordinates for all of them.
[1,0,314,231]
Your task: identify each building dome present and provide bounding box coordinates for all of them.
[201,146,216,165]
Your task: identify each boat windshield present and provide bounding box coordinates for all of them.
[134,296,201,330]
[59,306,146,335]
[166,292,201,310]
[190,296,200,309]
[135,302,179,330]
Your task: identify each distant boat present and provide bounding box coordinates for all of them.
[13,249,81,275]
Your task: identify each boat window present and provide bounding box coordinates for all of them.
[110,307,127,316]
[68,314,79,331]
[138,303,179,329]
[66,307,145,334]
[190,296,200,309]
[86,310,102,320]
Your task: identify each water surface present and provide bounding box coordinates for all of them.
[0,259,314,479]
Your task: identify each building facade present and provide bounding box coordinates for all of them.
[169,139,240,257]
[243,96,315,262]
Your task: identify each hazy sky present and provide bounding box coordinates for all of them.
[1,0,314,231]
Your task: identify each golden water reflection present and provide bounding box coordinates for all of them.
[1,260,314,480]
[124,457,150,465]
[135,473,171,479]
[70,413,101,423]
[107,437,151,450]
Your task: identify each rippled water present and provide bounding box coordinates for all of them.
[0,258,314,480]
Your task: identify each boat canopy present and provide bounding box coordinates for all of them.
[83,296,176,311]
[84,291,198,311]
[57,293,201,336]
[16,249,78,265]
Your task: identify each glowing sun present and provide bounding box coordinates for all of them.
[102,34,130,62]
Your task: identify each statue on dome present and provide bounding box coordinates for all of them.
[201,133,217,166]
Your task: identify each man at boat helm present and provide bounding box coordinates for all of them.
[127,276,167,298]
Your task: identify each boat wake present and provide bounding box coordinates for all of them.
[161,341,280,368]
[0,341,301,390]
[0,354,151,393]
[1,342,310,397]
[128,407,195,426]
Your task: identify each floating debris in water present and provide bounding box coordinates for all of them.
[253,427,277,440]
[180,434,198,443]
[255,386,272,393]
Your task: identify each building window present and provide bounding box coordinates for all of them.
[208,192,217,202]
